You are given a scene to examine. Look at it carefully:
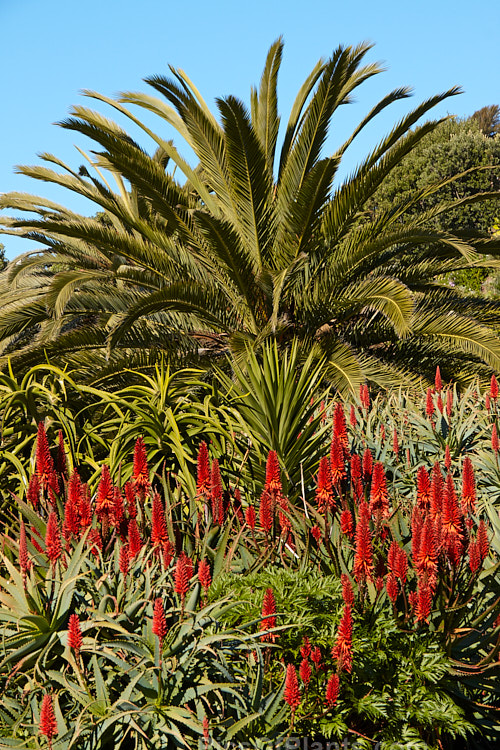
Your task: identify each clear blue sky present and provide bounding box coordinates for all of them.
[2,0,499,260]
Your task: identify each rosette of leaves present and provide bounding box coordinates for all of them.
[0,513,286,748]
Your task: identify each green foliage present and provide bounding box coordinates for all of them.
[2,44,500,389]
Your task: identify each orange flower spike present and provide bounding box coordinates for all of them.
[45,512,62,565]
[332,603,353,673]
[265,450,282,495]
[425,388,434,418]
[325,673,340,707]
[490,374,499,400]
[245,504,256,530]
[430,462,444,517]
[442,474,464,566]
[132,436,150,495]
[196,441,211,498]
[95,465,114,516]
[392,428,399,457]
[369,463,389,517]
[362,448,373,481]
[435,366,442,392]
[333,401,348,451]
[210,459,224,525]
[284,663,301,715]
[68,614,83,656]
[27,473,41,510]
[315,456,334,513]
[330,436,346,485]
[349,404,356,428]
[36,422,58,494]
[174,552,193,600]
[341,573,355,605]
[151,492,168,547]
[259,490,273,533]
[128,519,143,560]
[39,694,58,750]
[198,559,212,592]
[152,597,168,648]
[416,466,431,511]
[299,657,312,688]
[19,520,30,585]
[461,456,476,515]
[386,573,398,603]
[261,588,277,642]
[353,506,373,583]
[477,520,489,561]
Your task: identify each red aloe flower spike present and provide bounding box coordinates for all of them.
[485,393,491,410]
[310,646,322,670]
[341,574,355,605]
[435,366,442,392]
[245,504,256,530]
[31,525,44,553]
[95,465,114,516]
[392,429,399,457]
[196,441,211,498]
[353,507,373,583]
[380,424,386,442]
[414,515,438,590]
[437,393,444,414]
[132,436,150,495]
[210,458,224,526]
[62,493,80,544]
[361,383,370,410]
[19,520,30,585]
[299,657,311,688]
[56,430,68,478]
[490,374,499,400]
[264,450,282,496]
[369,463,389,517]
[416,575,432,623]
[330,436,346,485]
[478,520,489,561]
[430,462,444,518]
[27,473,41,510]
[416,466,431,511]
[68,614,83,656]
[300,636,311,659]
[362,448,373,481]
[386,572,399,603]
[36,423,59,497]
[340,509,354,538]
[461,456,476,515]
[315,457,334,513]
[444,444,452,471]
[493,424,499,454]
[67,469,82,514]
[469,539,481,573]
[406,448,411,468]
[124,481,137,519]
[259,490,273,533]
[198,559,212,592]
[174,552,193,611]
[151,492,168,547]
[45,512,62,564]
[446,389,453,418]
[349,404,356,428]
[261,588,277,643]
[350,453,361,481]
[333,402,348,451]
[325,673,340,707]
[426,388,435,419]
[39,694,58,750]
[78,484,92,529]
[119,544,129,578]
[162,539,174,568]
[152,597,168,648]
[277,493,291,535]
[284,663,301,718]
[128,518,143,560]
[311,524,322,544]
[441,473,465,566]
[332,603,353,673]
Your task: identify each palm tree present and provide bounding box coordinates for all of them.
[1,39,500,391]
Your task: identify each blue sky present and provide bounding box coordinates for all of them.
[1,0,499,259]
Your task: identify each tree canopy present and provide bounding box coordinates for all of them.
[1,40,500,392]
